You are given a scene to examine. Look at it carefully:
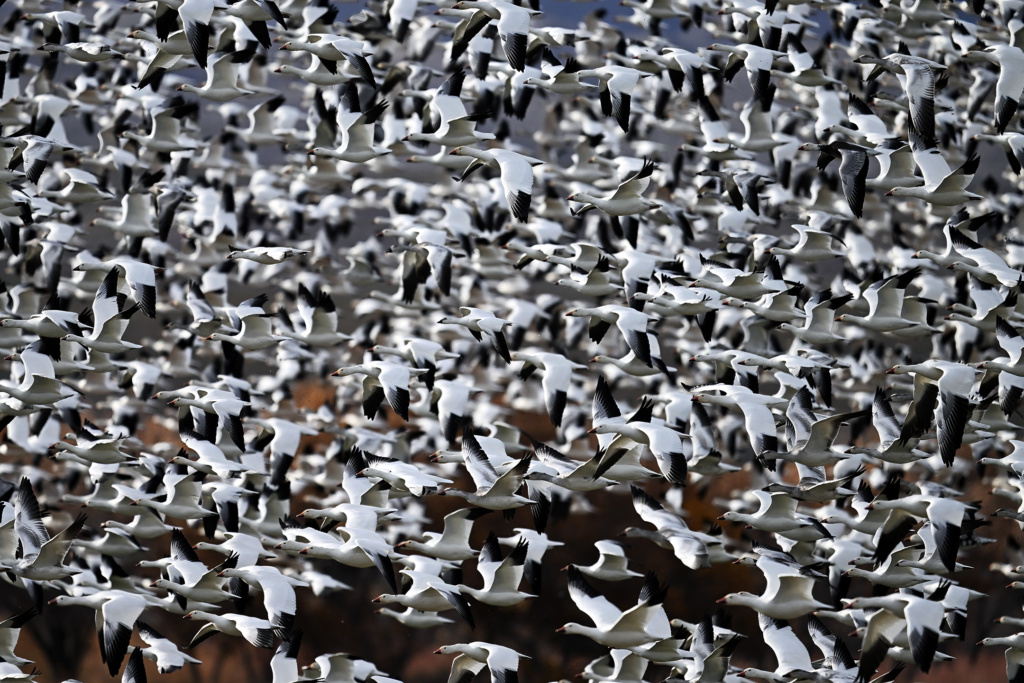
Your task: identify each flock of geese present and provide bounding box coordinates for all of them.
[5,0,1024,681]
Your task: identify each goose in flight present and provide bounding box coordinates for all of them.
[450,0,540,72]
[449,146,542,222]
[567,158,661,217]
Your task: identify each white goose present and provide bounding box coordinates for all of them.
[450,146,542,222]
[557,567,670,648]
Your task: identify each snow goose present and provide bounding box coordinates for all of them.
[1006,649,1024,683]
[692,385,781,460]
[836,268,923,332]
[629,486,709,569]
[130,621,201,674]
[294,526,398,593]
[558,567,671,649]
[268,631,302,683]
[689,253,786,301]
[117,469,214,521]
[458,532,534,606]
[176,54,254,101]
[1,135,55,185]
[193,532,277,569]
[91,188,159,239]
[525,439,618,492]
[798,140,878,218]
[567,540,643,582]
[404,72,495,148]
[523,54,595,94]
[39,168,115,204]
[509,350,586,427]
[424,378,482,445]
[913,207,991,264]
[434,642,529,683]
[39,42,120,63]
[975,317,1024,416]
[844,546,939,590]
[331,360,427,422]
[227,246,309,264]
[566,304,655,368]
[826,94,892,145]
[74,257,161,319]
[169,454,248,502]
[581,648,650,683]
[774,387,864,466]
[361,452,453,496]
[887,361,977,466]
[893,520,969,574]
[854,51,945,144]
[274,284,349,348]
[395,507,491,561]
[978,439,1024,475]
[764,463,864,503]
[886,128,982,205]
[451,0,538,72]
[706,42,786,107]
[7,478,87,581]
[497,528,563,594]
[372,338,460,390]
[438,306,514,364]
[718,490,833,541]
[50,590,150,676]
[944,229,1024,287]
[276,40,375,85]
[172,390,249,450]
[717,557,830,619]
[275,55,356,86]
[185,610,276,649]
[376,606,455,628]
[441,434,535,510]
[450,146,541,222]
[205,309,285,350]
[866,139,924,193]
[777,288,852,346]
[968,44,1024,133]
[121,106,199,155]
[296,501,394,529]
[309,84,391,163]
[58,276,140,354]
[653,47,716,97]
[149,530,238,605]
[372,569,475,628]
[589,420,687,485]
[0,609,37,667]
[22,10,88,43]
[871,494,972,573]
[722,285,805,323]
[576,65,649,132]
[217,565,307,632]
[766,225,845,262]
[751,614,816,679]
[846,587,947,678]
[50,432,133,466]
[567,158,660,218]
[171,0,214,68]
